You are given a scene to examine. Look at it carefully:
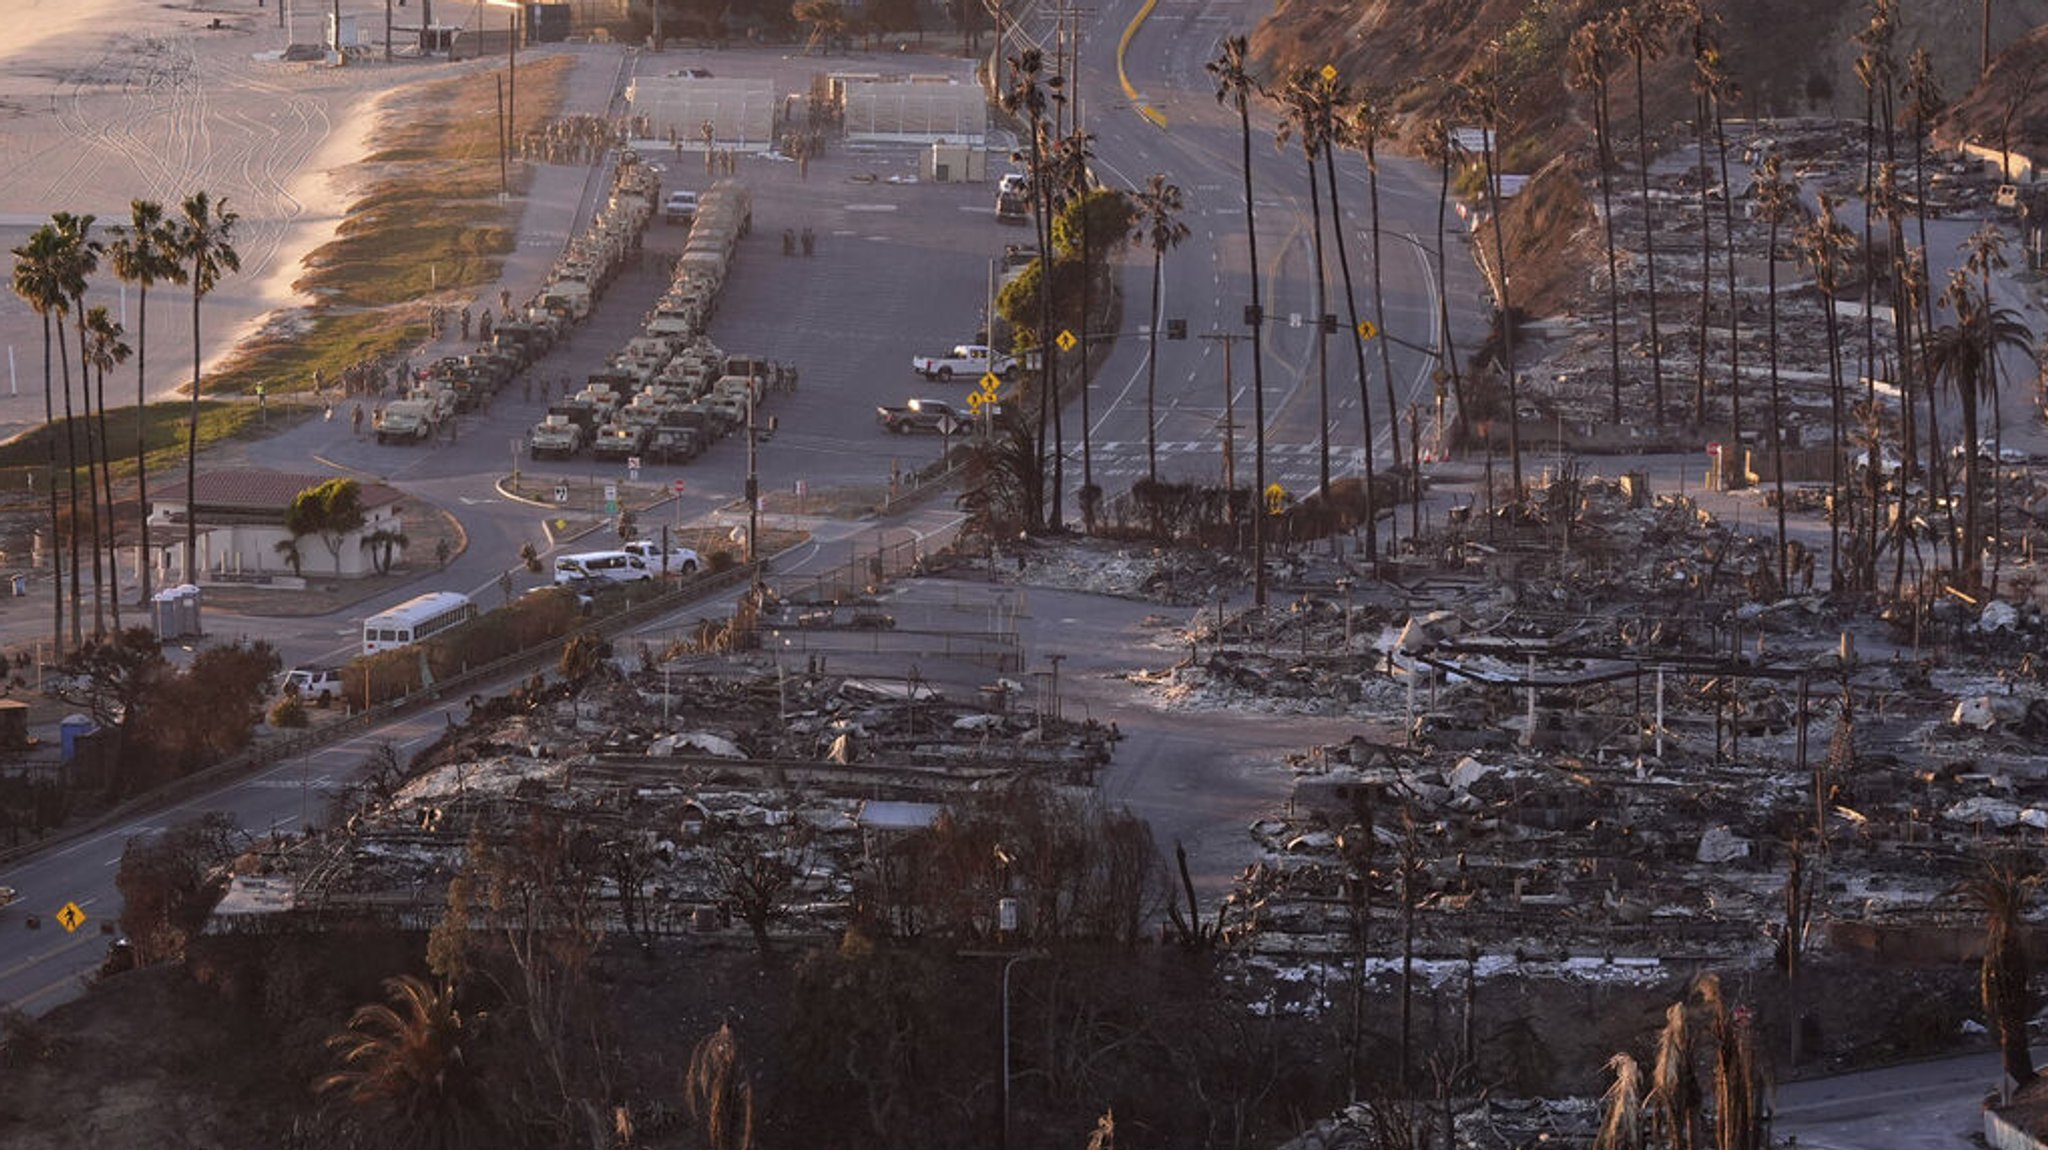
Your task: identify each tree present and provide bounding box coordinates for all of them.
[108,200,190,609]
[1964,863,2038,1088]
[286,477,367,573]
[1646,1000,1700,1150]
[51,626,167,776]
[1753,152,1800,594]
[685,1021,756,1150]
[84,305,130,634]
[1617,4,1674,422]
[1593,1052,1644,1150]
[318,974,506,1150]
[707,818,812,956]
[135,638,280,780]
[52,212,100,649]
[114,812,234,965]
[361,526,409,575]
[173,192,241,583]
[793,0,848,53]
[1209,36,1272,603]
[1349,87,1403,478]
[274,536,305,578]
[1417,118,1467,443]
[1001,48,1061,530]
[1796,194,1855,593]
[1686,11,1731,427]
[1275,67,1339,498]
[1570,21,1626,425]
[1927,270,2029,590]
[11,225,70,656]
[1460,55,1522,498]
[1131,174,1188,484]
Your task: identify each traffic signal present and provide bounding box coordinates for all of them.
[1166,318,1187,340]
[1321,313,1338,333]
[1243,304,1263,326]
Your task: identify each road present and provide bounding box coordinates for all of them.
[999,0,1488,508]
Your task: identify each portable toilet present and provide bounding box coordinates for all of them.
[59,714,96,764]
[177,584,203,638]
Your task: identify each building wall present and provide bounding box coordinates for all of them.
[147,503,405,582]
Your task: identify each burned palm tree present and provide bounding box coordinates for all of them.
[1647,999,1700,1150]
[1417,117,1467,445]
[1130,174,1189,484]
[1687,11,1731,428]
[1001,49,1062,531]
[1617,3,1675,423]
[1274,66,1339,497]
[1752,152,1800,594]
[1927,269,2029,591]
[1349,86,1404,475]
[1796,194,1855,593]
[1964,863,2039,1088]
[1209,36,1274,601]
[1594,1052,1645,1150]
[1459,54,1522,499]
[1569,19,1626,424]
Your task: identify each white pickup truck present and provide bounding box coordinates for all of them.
[623,539,701,574]
[911,344,1017,382]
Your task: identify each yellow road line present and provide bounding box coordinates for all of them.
[1116,0,1168,128]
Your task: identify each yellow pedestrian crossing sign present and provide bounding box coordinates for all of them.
[1055,329,1077,352]
[1321,64,1339,82]
[1356,320,1379,341]
[56,901,86,933]
[968,374,1003,416]
[1265,483,1288,515]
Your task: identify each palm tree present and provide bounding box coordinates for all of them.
[1617,3,1673,423]
[1131,174,1188,483]
[685,1021,756,1150]
[174,192,241,582]
[1053,127,1101,525]
[1594,1052,1645,1150]
[1319,79,1382,557]
[1903,49,1945,335]
[1927,271,2029,591]
[1686,10,1725,427]
[319,974,503,1150]
[1209,36,1272,604]
[1275,67,1338,498]
[1647,999,1700,1150]
[1460,55,1521,498]
[1753,153,1799,595]
[1349,86,1404,476]
[1001,49,1060,531]
[1418,117,1467,445]
[51,212,99,649]
[1797,195,1855,593]
[1569,20,1625,425]
[1963,222,2015,590]
[10,226,69,655]
[108,200,188,607]
[1963,864,2038,1089]
[84,306,131,633]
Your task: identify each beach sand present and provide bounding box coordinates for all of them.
[0,0,520,439]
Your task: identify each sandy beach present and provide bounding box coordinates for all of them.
[0,0,524,439]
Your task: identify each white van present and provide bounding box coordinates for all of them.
[554,550,654,585]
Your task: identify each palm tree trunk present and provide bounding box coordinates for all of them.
[1078,191,1094,522]
[1366,135,1402,485]
[1323,146,1377,562]
[1434,144,1464,450]
[186,272,202,582]
[1305,148,1332,498]
[1237,96,1272,593]
[1634,47,1664,422]
[1598,83,1624,425]
[40,313,62,657]
[95,355,121,631]
[60,317,82,650]
[1694,88,1713,425]
[1146,247,1162,483]
[135,284,152,606]
[1767,220,1789,595]
[1822,276,1845,595]
[82,342,106,639]
[1715,101,1740,473]
[1481,120,1520,498]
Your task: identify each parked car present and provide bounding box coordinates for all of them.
[282,666,344,701]
[664,190,700,224]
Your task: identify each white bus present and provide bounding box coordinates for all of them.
[362,591,477,656]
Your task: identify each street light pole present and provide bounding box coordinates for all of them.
[746,375,760,564]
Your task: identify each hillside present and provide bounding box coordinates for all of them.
[1250,0,2048,317]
